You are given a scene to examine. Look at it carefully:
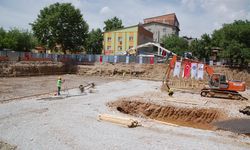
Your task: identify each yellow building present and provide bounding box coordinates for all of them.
[103,25,153,55]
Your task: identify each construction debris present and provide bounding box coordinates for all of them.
[239,106,250,115]
[79,83,95,93]
[98,114,140,128]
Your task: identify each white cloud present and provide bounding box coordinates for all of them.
[181,0,199,12]
[100,6,113,15]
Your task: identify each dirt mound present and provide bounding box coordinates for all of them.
[78,63,250,88]
[0,61,77,77]
[109,100,224,130]
[78,63,154,78]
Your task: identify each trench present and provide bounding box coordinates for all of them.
[109,100,223,130]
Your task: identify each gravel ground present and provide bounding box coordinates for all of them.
[0,79,250,150]
[0,74,116,102]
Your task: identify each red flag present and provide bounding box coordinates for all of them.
[99,56,103,64]
[162,50,166,57]
[150,57,154,64]
[183,61,191,78]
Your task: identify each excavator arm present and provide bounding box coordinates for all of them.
[204,65,214,77]
[162,55,177,96]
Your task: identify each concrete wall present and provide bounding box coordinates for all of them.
[143,23,178,43]
[138,25,154,45]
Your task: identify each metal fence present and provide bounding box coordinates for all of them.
[0,51,163,64]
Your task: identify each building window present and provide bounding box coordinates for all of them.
[107,37,112,42]
[129,36,134,41]
[118,46,122,51]
[163,28,166,32]
[118,37,122,42]
[107,46,111,50]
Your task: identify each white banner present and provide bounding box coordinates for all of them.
[191,63,198,79]
[126,56,129,64]
[114,56,117,63]
[88,55,91,62]
[139,56,143,64]
[197,64,204,80]
[209,60,213,66]
[173,61,181,77]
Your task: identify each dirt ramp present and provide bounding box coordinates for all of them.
[109,100,223,130]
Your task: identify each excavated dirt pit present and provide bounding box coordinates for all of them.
[108,100,224,130]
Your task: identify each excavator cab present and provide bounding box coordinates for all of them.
[209,73,228,89]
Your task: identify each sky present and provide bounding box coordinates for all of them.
[0,0,250,38]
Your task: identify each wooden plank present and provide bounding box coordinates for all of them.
[98,114,140,128]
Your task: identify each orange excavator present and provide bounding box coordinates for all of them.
[162,55,248,100]
[201,65,247,100]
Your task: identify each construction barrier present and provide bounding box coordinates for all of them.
[99,55,103,64]
[0,51,163,64]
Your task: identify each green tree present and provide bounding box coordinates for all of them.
[103,17,124,32]
[86,28,103,54]
[161,35,188,56]
[189,33,213,61]
[0,28,35,51]
[31,3,89,53]
[0,27,6,50]
[211,20,250,66]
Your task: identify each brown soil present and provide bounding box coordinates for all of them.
[78,63,250,87]
[108,100,225,130]
[0,61,77,77]
[0,75,114,103]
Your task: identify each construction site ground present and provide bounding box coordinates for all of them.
[0,74,250,150]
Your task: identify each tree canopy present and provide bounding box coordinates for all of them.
[0,27,36,51]
[31,3,89,53]
[161,35,189,56]
[211,20,250,66]
[86,28,103,54]
[188,20,250,67]
[103,17,124,32]
[189,33,212,61]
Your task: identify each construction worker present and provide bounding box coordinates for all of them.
[57,77,64,95]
